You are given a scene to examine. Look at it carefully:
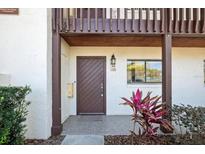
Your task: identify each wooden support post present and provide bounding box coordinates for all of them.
[161,8,172,133]
[162,34,172,126]
[161,34,172,133]
[51,8,62,136]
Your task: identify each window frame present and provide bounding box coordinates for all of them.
[127,59,162,84]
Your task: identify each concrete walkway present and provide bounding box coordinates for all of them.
[62,115,133,135]
[61,115,133,145]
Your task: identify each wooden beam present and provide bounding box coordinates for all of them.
[51,9,62,136]
[63,35,205,47]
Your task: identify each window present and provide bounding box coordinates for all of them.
[127,60,162,84]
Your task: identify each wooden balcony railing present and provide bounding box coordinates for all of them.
[52,8,205,35]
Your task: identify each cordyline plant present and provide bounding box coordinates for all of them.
[121,89,174,137]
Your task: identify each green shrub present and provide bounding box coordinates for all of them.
[172,104,205,135]
[0,86,31,144]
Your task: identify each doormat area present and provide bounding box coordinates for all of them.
[77,115,103,122]
[61,135,104,145]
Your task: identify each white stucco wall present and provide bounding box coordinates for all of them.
[0,9,52,139]
[64,47,205,115]
[61,38,74,122]
[172,48,205,106]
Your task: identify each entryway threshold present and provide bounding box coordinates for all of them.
[61,135,104,145]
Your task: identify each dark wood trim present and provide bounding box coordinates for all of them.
[76,56,106,115]
[51,8,62,136]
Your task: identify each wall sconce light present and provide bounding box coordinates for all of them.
[110,54,116,71]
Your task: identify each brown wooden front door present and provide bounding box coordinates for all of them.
[77,56,106,115]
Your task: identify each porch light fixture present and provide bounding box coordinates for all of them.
[110,54,116,71]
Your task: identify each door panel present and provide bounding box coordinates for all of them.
[77,57,106,114]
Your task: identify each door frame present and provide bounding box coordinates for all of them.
[76,56,106,115]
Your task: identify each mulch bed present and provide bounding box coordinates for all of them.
[104,134,205,145]
[25,135,65,145]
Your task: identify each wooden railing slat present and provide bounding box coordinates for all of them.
[124,8,128,32]
[72,8,77,31]
[160,8,164,32]
[186,8,191,33]
[117,8,120,32]
[153,8,157,32]
[110,8,112,32]
[179,8,184,33]
[52,8,56,31]
[139,8,142,32]
[168,8,172,33]
[201,8,205,33]
[87,8,91,32]
[131,8,135,32]
[59,8,63,31]
[95,8,98,32]
[193,8,199,33]
[102,8,106,32]
[146,8,150,32]
[66,8,70,31]
[80,8,83,31]
[174,8,179,33]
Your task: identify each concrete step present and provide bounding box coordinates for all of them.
[61,135,104,145]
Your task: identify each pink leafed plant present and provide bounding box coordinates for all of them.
[121,89,174,137]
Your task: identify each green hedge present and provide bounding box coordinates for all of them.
[0,86,31,145]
